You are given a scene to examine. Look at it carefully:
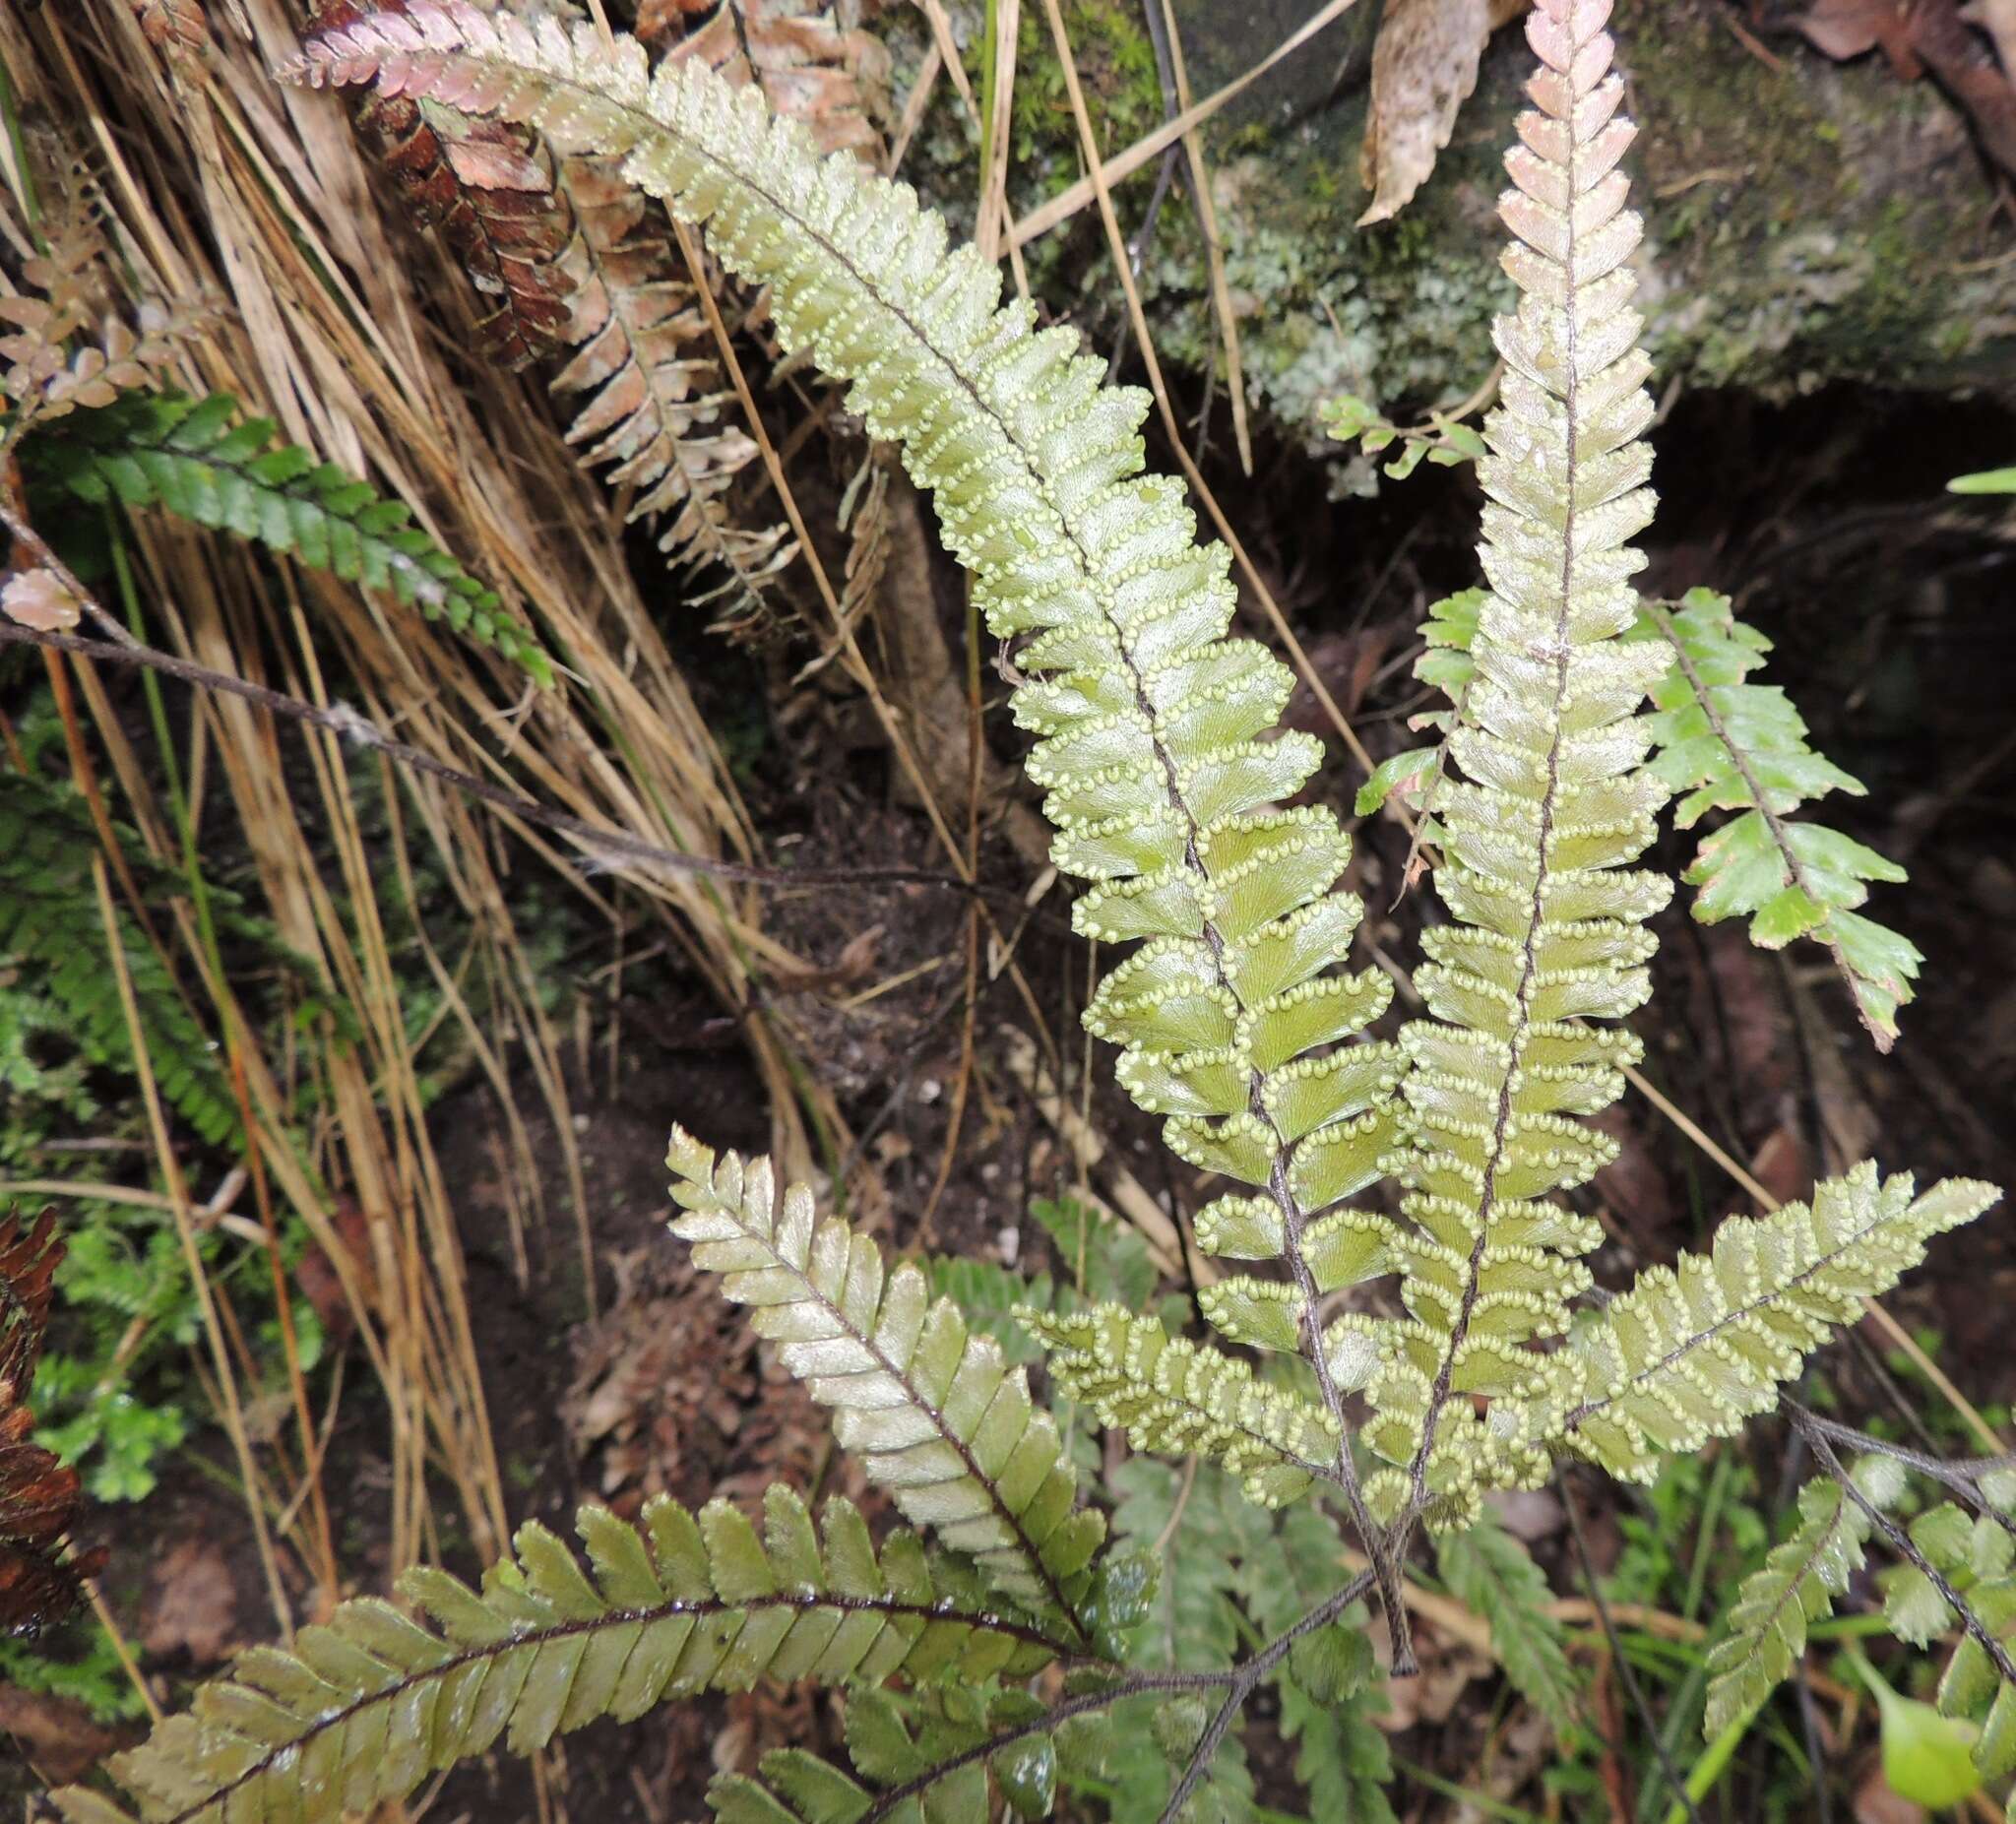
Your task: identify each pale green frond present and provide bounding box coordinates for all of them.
[1633,589,1919,1047]
[1018,1303,1339,1507]
[278,0,1408,1481]
[1435,1509,1579,1730]
[1361,0,1674,1504]
[666,1128,1101,1628]
[54,1488,1061,1824]
[1702,1461,1901,1737]
[20,389,550,684]
[1881,1500,2016,1788]
[1514,1164,1998,1485]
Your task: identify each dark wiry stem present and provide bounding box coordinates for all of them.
[1793,1408,2016,1691]
[1153,1568,1378,1824]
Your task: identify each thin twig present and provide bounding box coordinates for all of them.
[0,619,1004,903]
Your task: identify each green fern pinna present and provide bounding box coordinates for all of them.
[48,2,2010,1820]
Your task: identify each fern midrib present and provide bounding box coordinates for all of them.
[141,1589,1074,1824]
[1408,136,1586,1504]
[1555,1190,1920,1435]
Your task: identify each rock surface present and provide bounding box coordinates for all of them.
[900,0,2016,440]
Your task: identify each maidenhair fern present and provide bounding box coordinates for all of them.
[46,3,2012,1820]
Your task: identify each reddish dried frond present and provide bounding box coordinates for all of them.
[643,0,891,159]
[0,1210,90,1640]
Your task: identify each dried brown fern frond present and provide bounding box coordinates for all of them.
[0,225,213,444]
[0,1210,93,1640]
[548,153,796,598]
[307,0,791,602]
[640,0,891,158]
[307,0,577,367]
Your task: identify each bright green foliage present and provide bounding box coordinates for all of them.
[1703,1457,1903,1735]
[18,388,550,684]
[666,1128,1101,1630]
[1511,1166,1997,1484]
[1633,589,1917,1046]
[57,1488,1059,1824]
[1881,1501,2016,1793]
[1018,1302,1338,1505]
[1349,0,1673,1528]
[1948,466,2016,493]
[0,773,237,1146]
[1434,1507,1579,1730]
[278,0,1405,1479]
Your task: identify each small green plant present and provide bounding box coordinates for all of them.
[35,3,2013,1822]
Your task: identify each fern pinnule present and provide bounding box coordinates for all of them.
[665,1128,1100,1634]
[1635,589,1920,1047]
[1880,1496,2016,1786]
[1016,1302,1341,1507]
[52,1487,1063,1824]
[1702,1459,1900,1735]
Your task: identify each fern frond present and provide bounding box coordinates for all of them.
[309,0,577,366]
[1702,1459,1900,1736]
[1880,1499,2016,1789]
[54,1486,1063,1824]
[1017,1303,1339,1506]
[548,153,795,598]
[665,1129,1102,1631]
[1634,589,1919,1048]
[1435,1506,1579,1730]
[1511,1164,1998,1485]
[1,227,211,444]
[20,389,550,683]
[1358,0,1671,1521]
[280,0,1406,1496]
[0,778,239,1147]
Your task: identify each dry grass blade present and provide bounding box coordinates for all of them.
[1010,0,1364,248]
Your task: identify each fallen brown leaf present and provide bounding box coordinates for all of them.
[1358,0,1527,225]
[1793,0,2016,176]
[140,1538,242,1666]
[0,1683,136,1784]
